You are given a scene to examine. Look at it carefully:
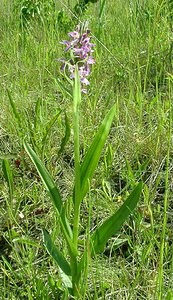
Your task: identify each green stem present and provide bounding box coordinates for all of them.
[71,67,83,297]
[70,254,80,297]
[72,69,81,249]
[73,106,81,247]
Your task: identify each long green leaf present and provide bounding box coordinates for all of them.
[90,182,143,255]
[24,141,63,212]
[80,105,116,200]
[43,229,71,276]
[24,142,78,257]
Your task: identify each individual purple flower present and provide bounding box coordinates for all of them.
[60,24,96,93]
[68,31,80,39]
[87,56,95,64]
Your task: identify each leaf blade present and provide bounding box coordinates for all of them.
[80,105,116,200]
[24,141,63,212]
[43,229,71,276]
[24,141,79,256]
[91,182,143,255]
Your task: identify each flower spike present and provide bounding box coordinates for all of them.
[60,23,96,93]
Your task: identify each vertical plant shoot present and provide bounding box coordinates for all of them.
[24,23,142,298]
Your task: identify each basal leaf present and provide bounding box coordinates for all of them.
[24,142,63,212]
[24,142,78,257]
[59,269,72,289]
[43,229,71,276]
[90,182,143,255]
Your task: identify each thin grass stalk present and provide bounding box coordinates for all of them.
[157,79,172,299]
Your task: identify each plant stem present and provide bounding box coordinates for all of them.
[72,68,82,249]
[73,106,81,247]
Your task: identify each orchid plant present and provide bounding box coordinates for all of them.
[24,24,142,298]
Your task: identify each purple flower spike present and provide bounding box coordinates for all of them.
[60,23,96,93]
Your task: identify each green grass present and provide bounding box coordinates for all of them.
[0,0,173,299]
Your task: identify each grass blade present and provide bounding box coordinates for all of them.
[6,89,24,139]
[2,159,14,200]
[99,0,106,19]
[34,98,42,132]
[41,110,61,154]
[58,112,71,156]
[80,105,116,200]
[54,77,72,99]
[90,182,143,255]
[7,89,21,125]
[43,229,71,276]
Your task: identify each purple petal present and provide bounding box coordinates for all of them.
[61,40,72,51]
[80,77,90,85]
[68,31,80,39]
[82,37,90,44]
[79,65,90,77]
[74,47,82,55]
[84,64,90,75]
[87,56,95,64]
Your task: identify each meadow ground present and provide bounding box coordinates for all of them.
[0,0,173,299]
